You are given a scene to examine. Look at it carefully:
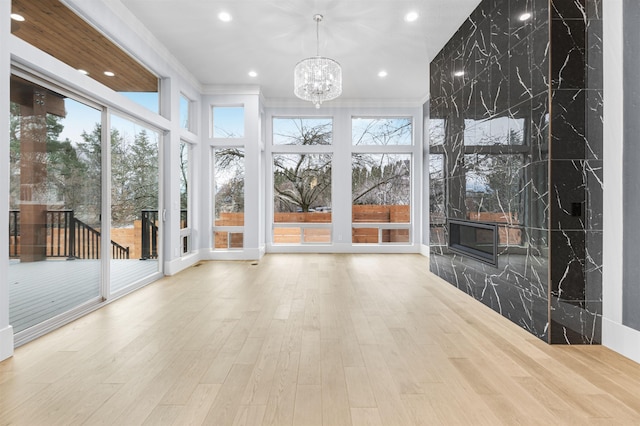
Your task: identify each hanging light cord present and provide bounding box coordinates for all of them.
[315,14,322,57]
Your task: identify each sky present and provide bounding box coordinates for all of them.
[58,92,160,145]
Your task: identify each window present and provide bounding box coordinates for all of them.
[352,153,411,243]
[273,154,332,244]
[213,106,244,138]
[213,148,245,249]
[351,117,413,244]
[180,95,190,130]
[271,117,333,244]
[273,118,332,145]
[9,75,103,333]
[179,141,191,255]
[110,114,162,292]
[352,117,412,145]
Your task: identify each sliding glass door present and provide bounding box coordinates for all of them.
[109,114,162,293]
[8,75,102,333]
[8,74,164,338]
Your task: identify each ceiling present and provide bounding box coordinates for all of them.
[11,0,158,92]
[117,0,482,104]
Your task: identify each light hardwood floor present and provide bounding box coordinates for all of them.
[1,253,640,425]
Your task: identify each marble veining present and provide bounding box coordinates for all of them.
[428,0,602,344]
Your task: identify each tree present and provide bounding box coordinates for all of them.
[352,118,412,146]
[352,154,410,206]
[214,148,245,217]
[271,118,333,212]
[110,128,159,227]
[273,153,332,212]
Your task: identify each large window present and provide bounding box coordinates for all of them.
[8,75,103,334]
[352,153,411,243]
[109,115,161,293]
[271,118,333,244]
[273,153,332,244]
[214,148,245,249]
[351,117,413,244]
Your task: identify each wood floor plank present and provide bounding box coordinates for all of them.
[171,384,222,426]
[203,363,255,426]
[350,408,384,426]
[292,385,323,426]
[320,339,351,425]
[2,254,640,425]
[231,404,267,426]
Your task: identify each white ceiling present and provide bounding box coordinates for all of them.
[118,0,481,104]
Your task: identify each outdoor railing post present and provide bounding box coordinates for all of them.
[141,211,149,260]
[68,210,76,259]
[151,211,158,259]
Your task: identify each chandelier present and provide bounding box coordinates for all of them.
[294,14,342,108]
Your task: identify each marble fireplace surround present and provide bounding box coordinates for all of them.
[428,0,602,344]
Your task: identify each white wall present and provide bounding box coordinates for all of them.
[601,0,640,362]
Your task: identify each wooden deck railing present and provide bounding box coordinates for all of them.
[9,210,130,260]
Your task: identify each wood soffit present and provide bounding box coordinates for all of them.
[11,0,158,93]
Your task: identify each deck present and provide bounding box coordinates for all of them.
[8,259,159,333]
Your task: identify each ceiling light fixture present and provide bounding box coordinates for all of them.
[218,12,232,22]
[294,14,342,109]
[378,70,388,78]
[10,13,25,21]
[104,71,115,77]
[519,12,532,21]
[77,69,89,75]
[248,70,258,77]
[404,11,419,22]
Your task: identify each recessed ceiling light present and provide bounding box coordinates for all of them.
[77,69,89,75]
[10,13,25,22]
[104,71,115,77]
[378,70,388,78]
[454,70,465,77]
[519,12,532,21]
[248,70,258,77]
[218,11,232,22]
[404,11,419,22]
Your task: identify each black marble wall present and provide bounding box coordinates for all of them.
[428,0,602,343]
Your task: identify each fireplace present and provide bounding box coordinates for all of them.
[448,219,498,266]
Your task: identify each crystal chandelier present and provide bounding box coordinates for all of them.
[294,14,342,108]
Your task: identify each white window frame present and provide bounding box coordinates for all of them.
[269,116,334,246]
[212,145,246,250]
[350,116,414,245]
[179,140,192,256]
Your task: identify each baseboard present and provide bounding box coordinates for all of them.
[164,252,201,276]
[265,243,420,254]
[602,318,640,364]
[204,247,263,261]
[420,244,430,257]
[0,325,14,362]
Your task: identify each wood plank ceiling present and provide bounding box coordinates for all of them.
[11,0,158,93]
